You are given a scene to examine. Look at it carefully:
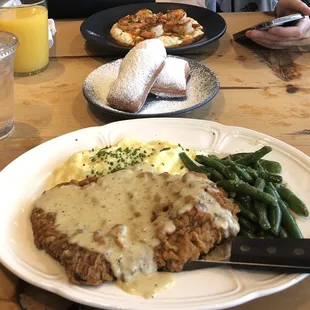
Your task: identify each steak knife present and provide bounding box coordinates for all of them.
[182,237,310,274]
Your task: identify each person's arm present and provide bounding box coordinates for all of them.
[48,0,155,19]
[245,0,310,49]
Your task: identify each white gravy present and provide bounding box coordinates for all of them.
[117,272,175,299]
[34,165,239,294]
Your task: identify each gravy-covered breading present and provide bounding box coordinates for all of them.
[31,166,239,286]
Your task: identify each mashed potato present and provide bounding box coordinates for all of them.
[49,139,205,188]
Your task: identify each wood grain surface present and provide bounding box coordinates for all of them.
[0,11,310,310]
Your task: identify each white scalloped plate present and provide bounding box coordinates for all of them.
[0,118,309,310]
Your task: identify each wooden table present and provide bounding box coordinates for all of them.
[1,12,310,310]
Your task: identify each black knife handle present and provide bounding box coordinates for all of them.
[231,237,310,268]
[229,264,310,274]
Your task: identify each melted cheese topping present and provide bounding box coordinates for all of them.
[34,165,239,283]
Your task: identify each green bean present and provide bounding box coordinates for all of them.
[208,154,229,165]
[245,167,259,180]
[223,152,282,173]
[253,178,271,231]
[228,192,236,198]
[253,201,271,231]
[235,146,272,166]
[237,202,257,222]
[279,227,288,239]
[223,152,250,161]
[227,157,253,183]
[208,154,220,160]
[237,195,253,209]
[179,152,225,182]
[265,185,282,235]
[268,205,281,236]
[222,166,239,198]
[209,170,225,182]
[259,171,282,183]
[254,178,265,191]
[253,161,265,172]
[268,183,303,239]
[238,217,258,233]
[238,229,256,239]
[179,152,212,177]
[180,154,231,185]
[245,167,283,183]
[274,184,309,217]
[258,230,275,239]
[195,155,226,175]
[193,154,230,184]
[216,180,278,207]
[223,166,239,181]
[258,159,282,174]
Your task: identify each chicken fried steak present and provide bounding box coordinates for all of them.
[31,166,240,285]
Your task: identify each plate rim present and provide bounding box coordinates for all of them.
[83,56,220,118]
[80,2,227,53]
[0,118,309,310]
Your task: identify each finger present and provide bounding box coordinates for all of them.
[246,29,301,42]
[268,26,302,38]
[246,30,303,48]
[298,16,310,34]
[268,17,310,39]
[277,1,310,16]
[245,32,281,45]
[250,35,306,47]
[290,1,310,15]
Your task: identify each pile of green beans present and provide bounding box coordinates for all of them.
[179,146,308,239]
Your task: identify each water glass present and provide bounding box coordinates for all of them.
[0,31,18,140]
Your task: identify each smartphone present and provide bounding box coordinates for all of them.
[233,13,305,43]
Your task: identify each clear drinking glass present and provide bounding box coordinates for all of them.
[0,0,49,76]
[0,31,18,140]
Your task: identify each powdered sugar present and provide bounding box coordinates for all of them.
[151,57,189,97]
[151,91,185,99]
[107,39,166,109]
[143,65,215,114]
[83,56,219,117]
[84,59,121,104]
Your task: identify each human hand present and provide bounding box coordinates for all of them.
[245,0,310,49]
[275,0,310,17]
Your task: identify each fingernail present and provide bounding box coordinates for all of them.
[245,30,252,37]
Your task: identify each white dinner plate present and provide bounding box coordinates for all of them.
[0,118,309,310]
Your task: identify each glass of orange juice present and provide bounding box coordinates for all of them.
[0,0,49,76]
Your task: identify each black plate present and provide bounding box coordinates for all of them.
[83,56,219,119]
[80,2,226,55]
